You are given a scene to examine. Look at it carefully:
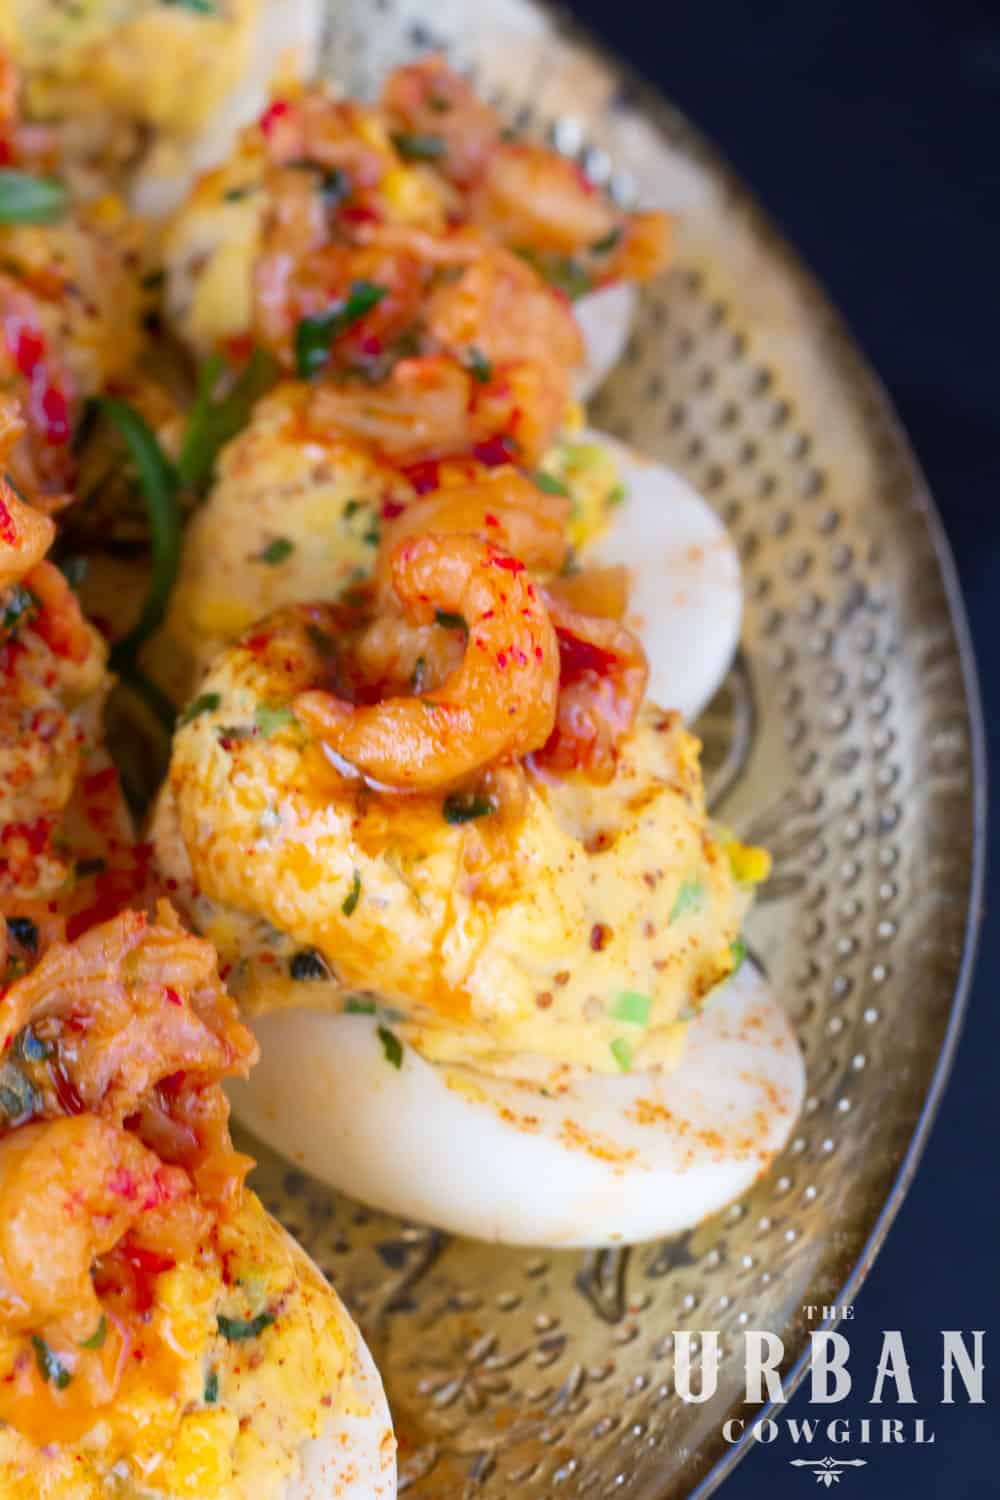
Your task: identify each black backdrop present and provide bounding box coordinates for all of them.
[562,2,999,1493]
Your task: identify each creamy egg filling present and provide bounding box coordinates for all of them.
[153,612,768,1084]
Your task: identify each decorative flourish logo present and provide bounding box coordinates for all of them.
[789,1456,869,1487]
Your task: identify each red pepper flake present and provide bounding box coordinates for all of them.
[259,99,291,135]
[81,767,118,798]
[164,987,182,1007]
[496,650,508,669]
[483,512,499,528]
[244,632,272,654]
[557,629,616,682]
[402,459,441,495]
[381,497,406,519]
[0,494,15,546]
[8,320,44,378]
[492,553,524,574]
[472,434,519,468]
[34,381,71,445]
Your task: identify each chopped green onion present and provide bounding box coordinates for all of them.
[289,949,329,981]
[591,226,623,255]
[341,869,362,917]
[14,1027,51,1063]
[609,1037,633,1073]
[254,703,297,736]
[517,248,593,300]
[730,938,746,969]
[345,995,376,1015]
[163,0,217,11]
[434,609,467,633]
[0,170,67,224]
[177,349,276,496]
[377,1025,403,1068]
[0,1062,38,1125]
[390,131,446,162]
[670,878,705,922]
[6,916,38,953]
[95,398,181,671]
[609,991,651,1026]
[442,792,496,825]
[32,1335,71,1387]
[217,1311,274,1342]
[1,582,38,634]
[534,470,569,497]
[463,346,492,383]
[177,691,220,727]
[79,1316,107,1351]
[204,1367,219,1403]
[295,282,388,378]
[606,482,626,508]
[253,537,294,565]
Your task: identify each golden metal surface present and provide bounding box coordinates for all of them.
[237,4,986,1495]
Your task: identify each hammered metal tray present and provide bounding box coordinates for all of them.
[238,4,986,1495]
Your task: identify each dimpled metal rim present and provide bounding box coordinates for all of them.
[239,3,987,1497]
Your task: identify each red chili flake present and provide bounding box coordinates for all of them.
[35,381,71,444]
[109,1169,139,1201]
[472,434,518,468]
[164,987,182,1007]
[8,321,44,378]
[2,819,51,855]
[483,512,499,528]
[121,1243,176,1314]
[225,333,254,365]
[0,494,16,546]
[401,459,441,494]
[572,162,598,195]
[244,632,272,654]
[492,554,524,574]
[358,333,383,356]
[82,767,117,798]
[496,650,508,669]
[381,497,406,519]
[340,202,380,225]
[258,99,291,135]
[557,629,616,682]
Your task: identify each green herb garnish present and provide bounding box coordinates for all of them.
[341,869,362,917]
[289,949,329,981]
[14,1027,51,1063]
[345,995,376,1015]
[609,991,651,1026]
[217,1311,275,1342]
[177,691,220,727]
[204,1367,219,1403]
[177,349,276,495]
[295,282,388,378]
[434,609,467,633]
[6,916,38,953]
[253,537,294,565]
[463,346,492,383]
[79,1316,107,1351]
[730,938,746,970]
[1,582,38,634]
[377,1025,403,1068]
[163,0,218,12]
[95,398,181,670]
[670,878,705,922]
[390,131,446,162]
[534,470,569,497]
[0,170,67,224]
[442,792,496,825]
[591,226,623,255]
[32,1335,71,1388]
[255,703,297,736]
[606,482,626,508]
[609,1037,633,1073]
[0,1063,38,1125]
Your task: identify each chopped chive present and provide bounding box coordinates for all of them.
[0,170,67,224]
[254,703,297,736]
[670,878,705,922]
[294,282,388,378]
[1,582,38,634]
[730,938,746,969]
[606,482,626,507]
[534,470,569,497]
[390,131,446,162]
[177,691,220,727]
[217,1311,274,1341]
[32,1335,71,1388]
[341,869,362,917]
[177,348,276,495]
[463,346,492,383]
[289,949,329,981]
[442,792,496,825]
[253,537,294,565]
[434,609,467,633]
[377,1025,403,1068]
[79,1315,107,1351]
[6,916,38,953]
[609,1037,633,1073]
[204,1366,219,1403]
[609,991,651,1026]
[591,226,623,255]
[345,995,376,1015]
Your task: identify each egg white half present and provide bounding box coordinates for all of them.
[230,963,803,1249]
[573,283,637,403]
[290,1279,396,1500]
[582,428,742,722]
[131,0,323,218]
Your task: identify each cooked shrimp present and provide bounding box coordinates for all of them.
[0,903,257,1132]
[470,142,620,255]
[0,454,54,593]
[374,468,571,600]
[308,353,474,462]
[537,590,649,780]
[381,56,501,188]
[546,563,629,621]
[0,1114,206,1341]
[295,533,560,791]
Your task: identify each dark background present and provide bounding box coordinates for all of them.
[564,1,998,1494]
